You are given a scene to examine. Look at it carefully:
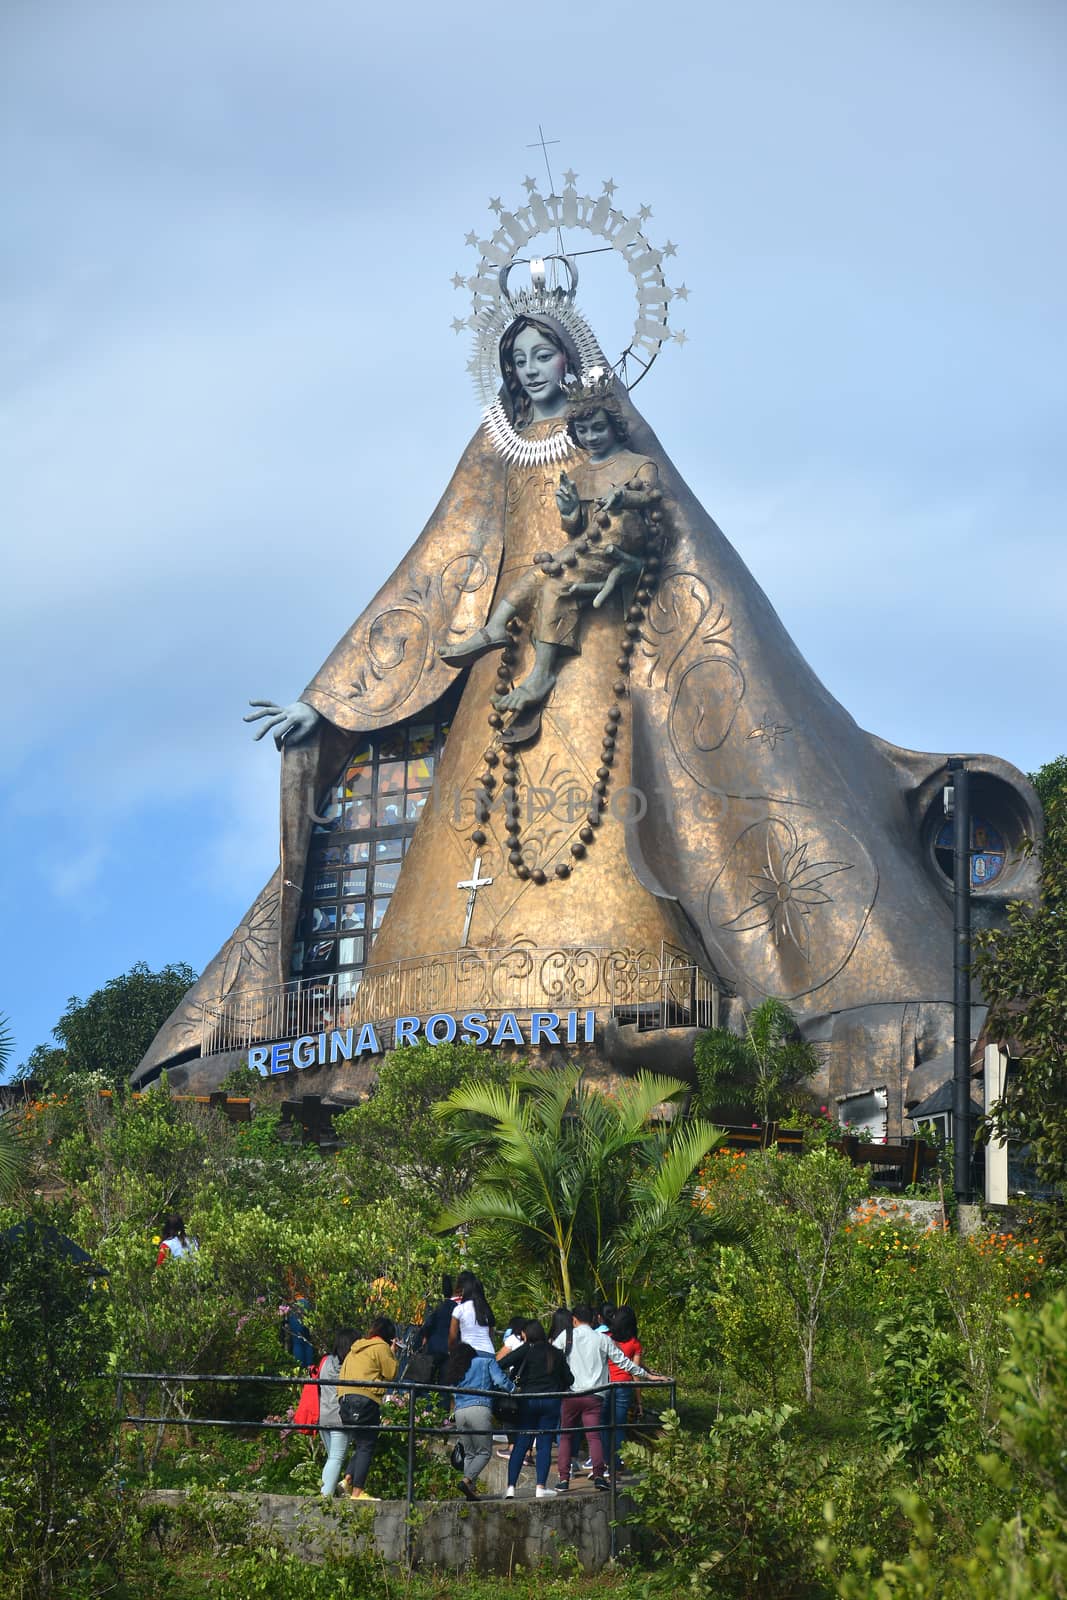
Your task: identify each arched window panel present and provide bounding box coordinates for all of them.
[294,687,457,984]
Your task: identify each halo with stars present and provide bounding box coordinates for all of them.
[453,174,688,464]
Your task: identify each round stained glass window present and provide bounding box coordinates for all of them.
[933,816,1006,889]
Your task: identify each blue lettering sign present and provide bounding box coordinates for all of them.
[530,1011,561,1045]
[425,1013,457,1044]
[354,1022,382,1057]
[491,1012,524,1046]
[460,1012,490,1045]
[329,1028,355,1063]
[293,1035,317,1069]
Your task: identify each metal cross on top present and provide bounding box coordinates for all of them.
[526,123,560,194]
[457,855,494,947]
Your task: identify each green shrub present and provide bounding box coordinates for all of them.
[626,1404,900,1598]
[819,1288,1067,1597]
[0,1220,122,1598]
[865,1306,968,1459]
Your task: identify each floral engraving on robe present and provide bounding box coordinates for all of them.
[706,814,878,1001]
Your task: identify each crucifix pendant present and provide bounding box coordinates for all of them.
[457,854,494,946]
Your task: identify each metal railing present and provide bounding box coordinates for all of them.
[199,943,719,1057]
[115,1369,675,1563]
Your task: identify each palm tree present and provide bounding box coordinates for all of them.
[0,1014,26,1199]
[433,1064,726,1306]
[694,997,820,1134]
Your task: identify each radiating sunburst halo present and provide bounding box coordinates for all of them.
[453,175,688,465]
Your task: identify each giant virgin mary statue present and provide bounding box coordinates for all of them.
[136,183,1039,1123]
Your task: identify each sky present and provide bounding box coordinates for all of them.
[2,0,1064,1073]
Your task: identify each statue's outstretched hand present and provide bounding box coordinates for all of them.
[556,471,580,519]
[244,699,321,750]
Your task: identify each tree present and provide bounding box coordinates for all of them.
[723,1147,866,1405]
[17,961,197,1092]
[694,997,821,1130]
[434,1064,726,1307]
[976,761,1067,1204]
[332,1040,512,1208]
[0,1221,119,1597]
[0,1014,26,1199]
[1029,753,1067,814]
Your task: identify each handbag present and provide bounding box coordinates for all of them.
[338,1392,379,1428]
[402,1350,435,1387]
[492,1391,521,1429]
[449,1439,466,1472]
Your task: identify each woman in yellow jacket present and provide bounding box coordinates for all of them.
[336,1316,399,1502]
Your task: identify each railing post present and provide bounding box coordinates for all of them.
[114,1373,125,1473]
[608,1389,619,1559]
[404,1384,416,1568]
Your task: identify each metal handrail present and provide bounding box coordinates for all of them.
[198,942,718,1057]
[115,1369,676,1563]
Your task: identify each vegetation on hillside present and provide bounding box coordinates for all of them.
[1,876,1065,1598]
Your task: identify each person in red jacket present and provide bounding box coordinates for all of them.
[603,1305,643,1472]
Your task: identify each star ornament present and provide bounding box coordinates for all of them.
[601,177,617,196]
[451,272,465,289]
[451,317,467,334]
[522,175,539,193]
[563,168,578,186]
[464,231,478,247]
[673,328,689,346]
[747,718,792,751]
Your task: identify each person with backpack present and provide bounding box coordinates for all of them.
[552,1302,664,1492]
[316,1328,358,1497]
[498,1319,569,1500]
[155,1214,197,1265]
[419,1273,460,1382]
[336,1317,399,1502]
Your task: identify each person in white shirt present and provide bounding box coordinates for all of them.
[447,1271,497,1356]
[552,1302,666,1489]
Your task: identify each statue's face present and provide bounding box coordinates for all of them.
[572,407,617,460]
[510,325,568,411]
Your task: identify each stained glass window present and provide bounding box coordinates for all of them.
[292,688,456,990]
[933,816,1007,889]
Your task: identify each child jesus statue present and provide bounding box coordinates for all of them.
[438,375,667,725]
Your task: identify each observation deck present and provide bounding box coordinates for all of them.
[198,942,719,1058]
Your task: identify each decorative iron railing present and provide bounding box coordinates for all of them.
[199,943,719,1056]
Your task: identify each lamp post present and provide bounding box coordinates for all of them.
[945,759,972,1203]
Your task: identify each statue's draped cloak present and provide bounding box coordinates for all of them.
[137,394,1035,1076]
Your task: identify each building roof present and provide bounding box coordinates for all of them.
[910,1079,983,1120]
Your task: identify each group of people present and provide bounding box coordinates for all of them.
[315,1270,667,1504]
